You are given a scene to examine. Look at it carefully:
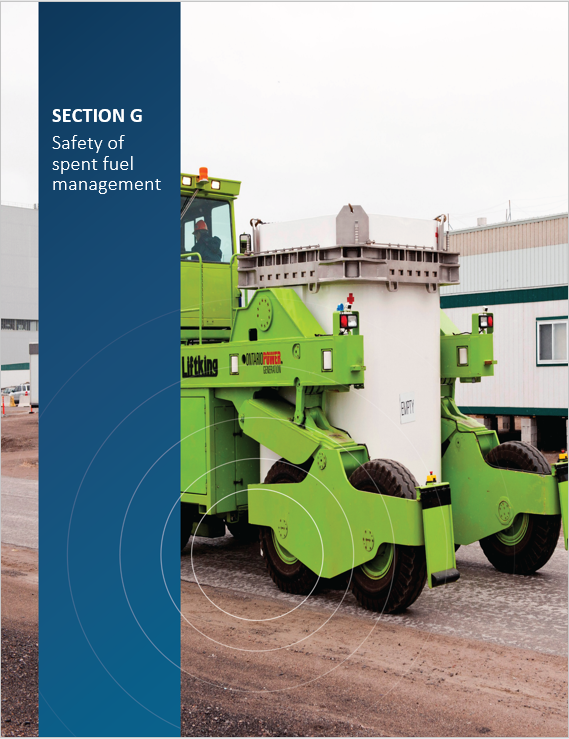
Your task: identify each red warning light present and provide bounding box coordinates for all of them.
[340,314,349,329]
[488,316,493,327]
[347,293,355,305]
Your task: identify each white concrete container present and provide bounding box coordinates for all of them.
[257,212,442,486]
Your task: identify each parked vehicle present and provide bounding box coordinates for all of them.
[12,383,31,404]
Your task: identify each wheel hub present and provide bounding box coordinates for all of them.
[272,530,298,564]
[361,542,394,580]
[496,513,529,546]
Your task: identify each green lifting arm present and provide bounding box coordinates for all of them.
[439,309,567,547]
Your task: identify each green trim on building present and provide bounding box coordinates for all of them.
[1,362,29,371]
[441,286,568,309]
[460,406,568,417]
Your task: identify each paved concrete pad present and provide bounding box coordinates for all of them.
[182,531,568,656]
[2,475,566,656]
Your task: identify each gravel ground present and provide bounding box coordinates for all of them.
[1,626,38,737]
[180,682,376,737]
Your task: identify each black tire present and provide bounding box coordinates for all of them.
[485,440,551,475]
[259,459,319,595]
[227,518,259,543]
[348,459,427,614]
[480,441,561,575]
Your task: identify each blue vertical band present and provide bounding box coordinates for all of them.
[39,4,180,736]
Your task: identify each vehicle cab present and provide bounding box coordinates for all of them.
[180,169,241,343]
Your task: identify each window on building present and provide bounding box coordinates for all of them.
[537,318,568,365]
[0,319,38,331]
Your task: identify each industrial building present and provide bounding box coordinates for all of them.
[441,212,568,450]
[1,203,39,388]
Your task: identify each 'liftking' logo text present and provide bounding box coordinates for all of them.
[182,355,218,378]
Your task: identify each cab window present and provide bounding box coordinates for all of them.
[180,196,233,263]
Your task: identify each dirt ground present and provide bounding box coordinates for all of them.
[1,411,567,736]
[180,581,568,738]
[1,547,38,737]
[2,545,567,738]
[1,408,38,480]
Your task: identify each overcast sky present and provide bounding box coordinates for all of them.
[2,2,567,232]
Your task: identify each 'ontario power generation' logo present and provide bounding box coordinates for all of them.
[242,351,282,374]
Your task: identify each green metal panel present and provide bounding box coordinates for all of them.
[181,261,238,329]
[180,291,365,391]
[248,450,425,579]
[230,289,325,342]
[181,328,232,343]
[181,173,241,198]
[442,431,561,544]
[213,404,238,513]
[240,396,319,464]
[554,462,568,550]
[559,480,568,550]
[422,501,456,587]
[181,396,207,496]
[440,314,495,381]
[235,428,260,508]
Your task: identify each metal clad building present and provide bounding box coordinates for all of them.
[1,203,39,387]
[441,213,568,448]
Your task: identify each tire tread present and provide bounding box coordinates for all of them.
[349,459,427,613]
[481,442,560,575]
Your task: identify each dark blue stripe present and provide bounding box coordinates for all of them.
[39,4,180,735]
[441,286,568,309]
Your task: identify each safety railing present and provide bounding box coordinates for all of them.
[180,252,203,345]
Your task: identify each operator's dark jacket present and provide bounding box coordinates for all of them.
[191,235,222,262]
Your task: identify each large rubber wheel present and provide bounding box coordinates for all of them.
[348,460,427,614]
[480,441,561,575]
[259,459,319,595]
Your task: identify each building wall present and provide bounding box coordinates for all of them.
[1,204,39,370]
[446,213,568,257]
[1,331,38,368]
[440,212,568,444]
[443,299,568,413]
[1,368,30,388]
[441,243,567,295]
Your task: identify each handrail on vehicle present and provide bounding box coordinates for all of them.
[229,253,242,330]
[180,252,203,346]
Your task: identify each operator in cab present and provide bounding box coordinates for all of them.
[191,220,222,262]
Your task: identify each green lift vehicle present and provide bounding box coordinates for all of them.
[180,169,568,614]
